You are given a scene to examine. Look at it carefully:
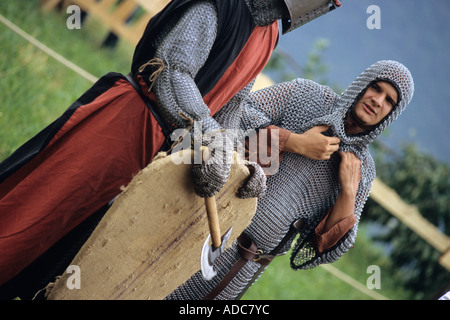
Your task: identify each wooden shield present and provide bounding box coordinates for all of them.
[47,150,257,300]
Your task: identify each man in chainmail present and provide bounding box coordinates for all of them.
[166,60,415,300]
[0,0,342,296]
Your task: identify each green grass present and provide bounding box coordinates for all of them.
[0,0,133,161]
[0,1,415,300]
[242,225,412,300]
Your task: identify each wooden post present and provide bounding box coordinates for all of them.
[370,177,450,271]
[439,249,450,271]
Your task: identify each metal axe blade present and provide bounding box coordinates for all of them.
[201,227,232,280]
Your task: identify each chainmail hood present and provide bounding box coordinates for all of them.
[308,60,415,157]
[243,0,287,26]
[243,0,342,31]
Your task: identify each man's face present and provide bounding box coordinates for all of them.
[351,81,399,132]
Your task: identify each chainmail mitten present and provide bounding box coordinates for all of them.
[236,160,267,199]
[191,129,233,198]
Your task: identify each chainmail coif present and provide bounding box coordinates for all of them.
[166,60,414,300]
[243,0,287,26]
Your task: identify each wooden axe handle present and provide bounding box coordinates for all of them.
[205,197,221,248]
[200,146,222,248]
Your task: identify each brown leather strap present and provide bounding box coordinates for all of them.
[202,234,272,300]
[202,219,303,300]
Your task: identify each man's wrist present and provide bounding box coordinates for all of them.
[339,186,358,200]
[284,132,304,154]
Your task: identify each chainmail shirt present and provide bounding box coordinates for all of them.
[166,60,414,300]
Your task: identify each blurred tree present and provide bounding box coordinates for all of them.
[302,38,331,85]
[363,142,450,299]
[264,37,341,92]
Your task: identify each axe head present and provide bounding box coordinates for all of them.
[200,227,233,280]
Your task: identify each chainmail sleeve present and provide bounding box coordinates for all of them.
[240,80,295,131]
[149,1,250,198]
[213,80,256,131]
[151,1,221,133]
[240,78,338,133]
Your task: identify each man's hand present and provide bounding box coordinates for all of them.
[283,125,340,160]
[191,130,266,199]
[338,151,361,197]
[191,131,233,198]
